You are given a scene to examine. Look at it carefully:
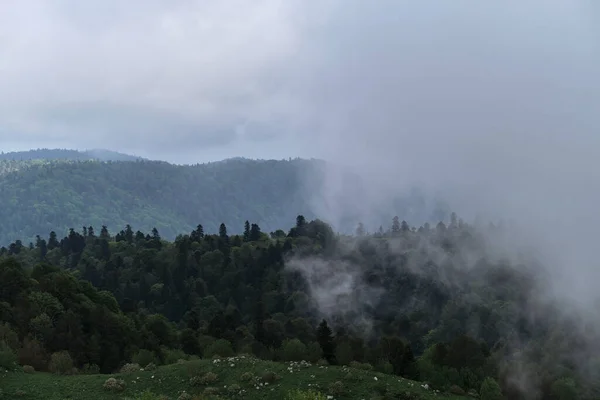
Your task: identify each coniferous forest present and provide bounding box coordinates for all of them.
[0,213,597,399]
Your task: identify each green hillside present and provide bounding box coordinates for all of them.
[0,157,318,245]
[0,151,447,246]
[0,216,594,399]
[1,356,458,399]
[0,148,143,162]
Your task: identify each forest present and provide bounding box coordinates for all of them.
[0,151,446,246]
[0,214,596,399]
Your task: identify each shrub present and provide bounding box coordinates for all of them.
[103,377,126,392]
[18,337,48,371]
[145,362,157,371]
[317,359,329,366]
[350,361,374,371]
[328,381,346,396]
[133,349,158,367]
[282,339,307,361]
[449,385,466,395]
[227,383,242,395]
[239,371,254,382]
[480,377,503,400]
[161,347,187,365]
[344,371,362,382]
[286,389,328,400]
[81,363,100,374]
[261,370,281,383]
[305,342,322,363]
[203,387,220,396]
[0,340,17,370]
[375,360,394,375]
[177,391,193,400]
[190,372,219,386]
[132,390,162,400]
[203,339,234,358]
[22,365,35,373]
[48,351,74,375]
[120,363,141,373]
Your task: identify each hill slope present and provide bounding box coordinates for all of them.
[1,357,454,400]
[0,150,449,245]
[0,148,143,162]
[0,158,318,244]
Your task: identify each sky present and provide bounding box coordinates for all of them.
[1,0,600,327]
[0,1,598,163]
[2,1,600,285]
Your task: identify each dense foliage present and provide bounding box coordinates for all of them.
[0,148,142,162]
[0,155,318,245]
[1,215,597,399]
[0,149,449,246]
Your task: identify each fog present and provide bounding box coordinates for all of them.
[287,0,600,308]
[3,0,599,302]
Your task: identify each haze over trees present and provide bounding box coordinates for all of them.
[0,213,597,399]
[0,149,448,246]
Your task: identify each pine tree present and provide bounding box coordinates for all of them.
[243,220,250,241]
[317,319,336,364]
[392,216,400,234]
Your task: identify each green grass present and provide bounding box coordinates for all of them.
[0,356,465,399]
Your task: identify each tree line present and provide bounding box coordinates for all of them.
[0,214,594,399]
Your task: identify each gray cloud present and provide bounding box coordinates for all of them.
[2,1,600,301]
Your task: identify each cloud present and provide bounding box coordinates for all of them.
[0,0,330,160]
[2,0,600,301]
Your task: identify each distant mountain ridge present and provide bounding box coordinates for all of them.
[0,149,450,245]
[0,148,144,162]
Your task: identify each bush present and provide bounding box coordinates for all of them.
[480,377,503,400]
[203,339,234,358]
[350,360,374,371]
[203,387,220,396]
[375,360,394,375]
[282,339,307,361]
[306,342,322,363]
[261,370,281,383]
[550,378,578,400]
[120,363,141,373]
[103,377,126,392]
[449,385,466,395]
[239,371,254,382]
[190,372,219,386]
[81,363,100,374]
[131,390,162,400]
[227,383,242,395]
[286,389,328,400]
[48,351,74,375]
[145,362,157,371]
[22,365,35,373]
[132,349,158,367]
[0,341,17,370]
[328,381,346,396]
[177,392,193,400]
[161,347,187,365]
[18,337,48,371]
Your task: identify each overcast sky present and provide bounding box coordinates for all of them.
[1,0,600,301]
[1,0,596,164]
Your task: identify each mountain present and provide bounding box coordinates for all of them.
[0,157,319,245]
[0,150,450,245]
[0,148,144,162]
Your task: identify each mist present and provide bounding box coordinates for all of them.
[282,0,600,308]
[283,2,600,397]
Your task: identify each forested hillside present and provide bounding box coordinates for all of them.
[0,216,596,399]
[0,153,444,246]
[0,157,319,245]
[0,148,143,162]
